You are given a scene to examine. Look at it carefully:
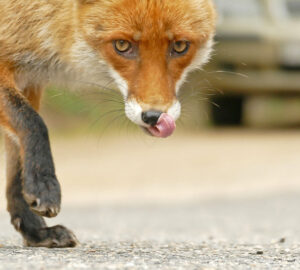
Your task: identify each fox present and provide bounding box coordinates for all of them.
[0,0,216,248]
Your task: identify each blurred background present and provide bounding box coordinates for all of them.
[1,0,300,208]
[206,0,300,128]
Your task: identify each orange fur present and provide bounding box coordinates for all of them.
[0,64,17,135]
[83,0,216,109]
[0,64,42,135]
[23,86,43,111]
[0,0,216,119]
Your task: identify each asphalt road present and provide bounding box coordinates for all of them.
[0,194,300,270]
[0,131,300,269]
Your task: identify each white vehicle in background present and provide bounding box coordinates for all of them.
[203,0,300,125]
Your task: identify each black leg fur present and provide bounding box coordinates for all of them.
[2,88,61,217]
[5,136,78,248]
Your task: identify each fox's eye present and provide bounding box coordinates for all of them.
[113,40,137,59]
[114,40,131,53]
[171,41,190,56]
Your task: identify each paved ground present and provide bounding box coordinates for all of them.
[0,194,300,270]
[0,131,300,269]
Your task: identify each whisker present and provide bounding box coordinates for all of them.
[73,79,120,93]
[89,108,124,130]
[97,113,126,141]
[205,70,249,79]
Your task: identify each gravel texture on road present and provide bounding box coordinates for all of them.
[1,132,300,269]
[0,194,299,270]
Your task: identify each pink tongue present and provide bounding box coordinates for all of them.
[147,113,176,138]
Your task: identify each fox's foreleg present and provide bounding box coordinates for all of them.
[0,65,77,247]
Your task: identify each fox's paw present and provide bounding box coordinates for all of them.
[24,225,78,248]
[23,173,61,218]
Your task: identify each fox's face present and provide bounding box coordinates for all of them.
[78,0,216,137]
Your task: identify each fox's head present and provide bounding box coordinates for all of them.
[76,0,216,137]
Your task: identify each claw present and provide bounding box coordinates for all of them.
[48,206,59,217]
[49,207,55,215]
[13,217,22,231]
[36,198,41,207]
[52,239,60,248]
[30,198,40,208]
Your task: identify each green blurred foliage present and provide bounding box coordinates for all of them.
[42,87,136,136]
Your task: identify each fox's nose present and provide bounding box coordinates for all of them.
[142,110,162,126]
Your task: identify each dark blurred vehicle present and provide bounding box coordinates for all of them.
[204,0,300,125]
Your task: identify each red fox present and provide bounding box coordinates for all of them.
[0,0,216,247]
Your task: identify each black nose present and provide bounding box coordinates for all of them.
[142,110,162,126]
